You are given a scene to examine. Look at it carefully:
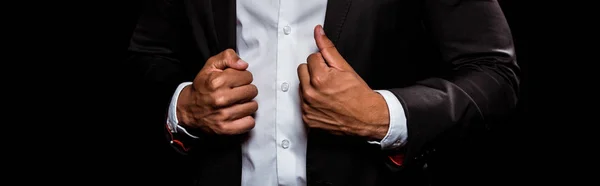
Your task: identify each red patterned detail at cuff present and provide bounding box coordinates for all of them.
[171,140,190,152]
[388,153,405,166]
[166,124,190,152]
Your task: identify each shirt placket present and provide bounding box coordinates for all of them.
[275,0,294,185]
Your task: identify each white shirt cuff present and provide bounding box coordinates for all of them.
[167,82,199,139]
[367,90,408,150]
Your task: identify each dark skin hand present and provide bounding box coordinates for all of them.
[177,49,259,135]
[297,25,390,141]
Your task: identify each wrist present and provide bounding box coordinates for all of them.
[366,92,390,141]
[177,85,195,128]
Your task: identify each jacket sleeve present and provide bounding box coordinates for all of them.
[387,0,520,168]
[125,0,202,154]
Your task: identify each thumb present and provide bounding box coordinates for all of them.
[314,25,353,71]
[212,49,248,70]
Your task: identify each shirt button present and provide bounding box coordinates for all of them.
[281,139,290,149]
[283,26,291,35]
[281,82,289,92]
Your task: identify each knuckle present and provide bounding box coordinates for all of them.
[213,121,227,134]
[213,95,228,107]
[310,75,325,87]
[301,103,310,111]
[220,126,234,135]
[306,53,315,62]
[303,88,317,103]
[217,109,231,120]
[223,49,238,60]
[316,52,323,58]
[207,55,218,64]
[307,52,321,62]
[207,76,225,90]
[301,89,310,101]
[224,48,236,55]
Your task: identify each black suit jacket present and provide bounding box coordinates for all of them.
[126,0,519,185]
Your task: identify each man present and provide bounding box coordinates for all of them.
[126,0,519,185]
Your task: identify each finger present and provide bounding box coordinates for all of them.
[218,100,258,121]
[306,52,328,78]
[313,25,353,71]
[220,115,255,135]
[299,85,305,105]
[297,63,312,91]
[300,100,311,114]
[221,68,253,88]
[211,49,249,70]
[301,102,330,122]
[212,84,258,107]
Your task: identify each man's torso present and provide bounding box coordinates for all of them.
[170,0,442,185]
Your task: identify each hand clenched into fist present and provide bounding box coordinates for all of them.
[177,49,258,135]
[297,25,390,141]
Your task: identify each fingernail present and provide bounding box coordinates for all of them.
[237,59,247,65]
[318,25,325,35]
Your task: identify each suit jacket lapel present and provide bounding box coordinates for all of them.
[211,0,237,51]
[188,0,236,56]
[323,0,352,45]
[306,1,353,185]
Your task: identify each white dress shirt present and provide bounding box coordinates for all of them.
[166,0,408,185]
